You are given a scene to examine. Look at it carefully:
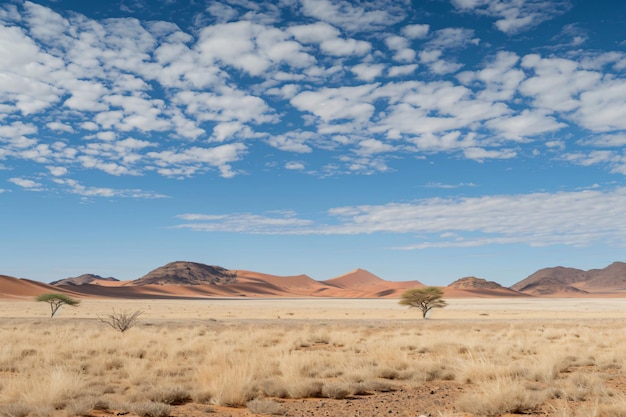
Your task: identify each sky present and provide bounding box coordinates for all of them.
[1,0,625,286]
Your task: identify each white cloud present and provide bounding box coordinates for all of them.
[580,134,626,147]
[457,51,525,101]
[486,110,566,140]
[299,0,405,33]
[520,54,601,113]
[285,161,305,170]
[351,63,385,81]
[356,138,396,155]
[320,38,371,57]
[196,20,314,76]
[0,0,624,188]
[291,84,377,124]
[148,143,247,178]
[463,147,517,160]
[451,0,571,34]
[8,177,43,191]
[54,178,168,199]
[576,79,626,132]
[388,64,418,77]
[173,187,626,248]
[402,24,429,39]
[267,131,314,153]
[47,166,68,176]
[175,211,314,233]
[46,122,74,133]
[288,22,340,43]
[427,28,479,50]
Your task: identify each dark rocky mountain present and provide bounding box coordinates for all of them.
[132,261,237,286]
[51,274,119,286]
[583,262,626,290]
[511,262,626,295]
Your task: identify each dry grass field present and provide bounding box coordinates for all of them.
[1,298,626,417]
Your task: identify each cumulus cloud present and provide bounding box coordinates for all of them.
[450,0,571,34]
[8,177,43,191]
[0,0,624,192]
[402,24,430,39]
[285,161,306,170]
[298,0,406,33]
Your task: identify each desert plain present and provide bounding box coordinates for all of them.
[2,297,626,417]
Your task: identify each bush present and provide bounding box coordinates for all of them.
[98,309,143,332]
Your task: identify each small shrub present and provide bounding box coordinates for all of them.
[98,309,143,332]
[132,402,172,417]
[147,386,192,405]
[0,403,32,417]
[457,377,548,415]
[322,382,352,399]
[286,379,323,399]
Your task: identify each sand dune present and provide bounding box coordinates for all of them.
[0,275,81,299]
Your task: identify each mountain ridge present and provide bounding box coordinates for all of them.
[2,261,626,299]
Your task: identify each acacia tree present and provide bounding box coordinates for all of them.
[36,293,81,317]
[399,287,447,319]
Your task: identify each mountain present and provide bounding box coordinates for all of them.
[50,274,119,286]
[446,276,527,297]
[132,261,237,286]
[4,260,624,300]
[583,262,626,291]
[448,276,503,290]
[511,262,626,295]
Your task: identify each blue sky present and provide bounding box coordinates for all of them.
[1,0,625,285]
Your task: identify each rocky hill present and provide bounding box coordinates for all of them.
[50,274,119,286]
[511,262,626,295]
[132,261,237,286]
[448,276,503,290]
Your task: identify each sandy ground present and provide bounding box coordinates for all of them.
[4,297,626,320]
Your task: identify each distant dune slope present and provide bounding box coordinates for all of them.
[0,275,81,299]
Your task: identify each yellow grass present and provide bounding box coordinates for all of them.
[1,298,626,416]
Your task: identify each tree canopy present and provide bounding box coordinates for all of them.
[36,293,80,317]
[399,287,447,318]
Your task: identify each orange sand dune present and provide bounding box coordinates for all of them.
[443,287,530,298]
[0,275,82,299]
[324,269,423,290]
[235,270,327,293]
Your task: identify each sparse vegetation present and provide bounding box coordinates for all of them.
[2,299,626,416]
[98,309,143,332]
[34,293,80,317]
[399,286,447,318]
